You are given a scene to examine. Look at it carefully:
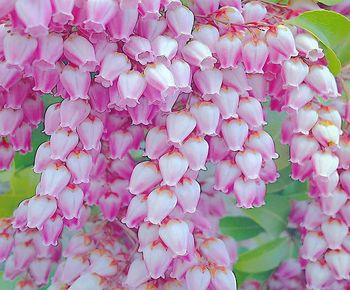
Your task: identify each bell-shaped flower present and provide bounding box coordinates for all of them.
[243,1,267,22]
[145,126,171,160]
[16,0,52,37]
[59,65,91,100]
[159,219,190,256]
[51,0,74,25]
[174,177,200,213]
[215,33,242,69]
[143,240,173,279]
[107,5,138,41]
[193,68,223,100]
[42,214,63,246]
[200,238,230,267]
[166,111,196,144]
[186,265,211,290]
[66,149,93,184]
[305,65,339,98]
[122,194,148,228]
[58,184,84,220]
[242,39,268,73]
[63,34,97,72]
[50,127,79,161]
[0,108,23,136]
[60,99,91,130]
[77,115,103,151]
[84,0,117,33]
[159,150,189,186]
[129,161,162,195]
[237,96,266,129]
[179,135,208,171]
[147,186,177,224]
[295,33,324,62]
[181,40,216,70]
[166,6,194,41]
[221,118,249,151]
[321,218,348,249]
[325,250,350,280]
[123,36,154,65]
[125,257,151,288]
[98,192,121,222]
[266,25,298,64]
[210,266,237,290]
[312,151,339,179]
[0,139,14,171]
[27,196,57,230]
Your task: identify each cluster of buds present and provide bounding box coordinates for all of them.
[0,0,348,289]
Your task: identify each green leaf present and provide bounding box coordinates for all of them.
[220,216,264,241]
[234,270,250,287]
[266,166,293,193]
[14,94,62,170]
[264,109,289,170]
[234,237,289,273]
[14,123,49,170]
[281,180,309,201]
[316,0,344,5]
[261,0,289,5]
[0,273,19,290]
[243,195,291,236]
[286,10,350,75]
[0,168,39,218]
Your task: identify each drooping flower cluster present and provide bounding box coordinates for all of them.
[278,62,350,288]
[0,0,347,289]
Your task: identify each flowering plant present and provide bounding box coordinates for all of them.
[0,0,350,289]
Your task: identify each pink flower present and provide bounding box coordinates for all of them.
[166,6,194,41]
[159,150,189,186]
[59,65,91,100]
[15,0,52,37]
[182,40,216,70]
[242,39,268,73]
[143,240,173,279]
[186,265,211,290]
[129,161,162,195]
[27,196,57,230]
[84,0,117,33]
[63,34,97,72]
[50,0,74,25]
[95,52,131,88]
[266,25,298,64]
[159,219,190,256]
[0,138,15,171]
[147,186,177,224]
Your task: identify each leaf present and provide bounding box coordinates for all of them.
[267,166,293,193]
[264,109,289,170]
[243,194,291,236]
[317,0,344,5]
[220,216,264,241]
[14,94,62,170]
[0,168,39,218]
[0,273,19,290]
[234,238,289,273]
[281,180,309,201]
[261,0,289,5]
[286,10,350,75]
[14,123,49,170]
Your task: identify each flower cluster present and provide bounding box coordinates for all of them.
[280,63,350,288]
[0,0,347,289]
